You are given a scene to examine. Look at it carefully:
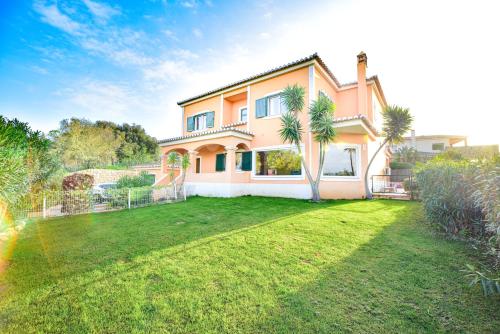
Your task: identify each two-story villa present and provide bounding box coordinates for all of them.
[156,52,389,199]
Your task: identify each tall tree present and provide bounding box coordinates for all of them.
[280,84,336,202]
[52,118,122,169]
[0,116,58,204]
[96,121,159,164]
[364,105,413,199]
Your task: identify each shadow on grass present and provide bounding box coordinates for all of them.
[254,203,500,333]
[1,196,347,294]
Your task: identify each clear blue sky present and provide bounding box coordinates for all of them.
[1,0,499,144]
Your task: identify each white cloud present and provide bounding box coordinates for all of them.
[30,65,49,75]
[180,0,197,8]
[33,1,82,34]
[83,0,121,23]
[192,28,203,38]
[259,32,271,39]
[163,29,179,41]
[80,38,153,66]
[171,49,199,59]
[143,60,193,82]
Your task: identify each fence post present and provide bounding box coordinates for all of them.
[43,195,46,219]
[128,188,131,209]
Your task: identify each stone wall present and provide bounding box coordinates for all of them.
[73,169,141,184]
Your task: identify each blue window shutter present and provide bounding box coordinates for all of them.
[206,111,215,128]
[215,153,226,172]
[255,97,268,118]
[187,116,194,132]
[241,151,252,171]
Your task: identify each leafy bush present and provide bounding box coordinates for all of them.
[416,159,499,296]
[416,160,499,252]
[62,173,94,190]
[61,173,94,214]
[116,172,155,188]
[390,161,414,170]
[463,264,500,297]
[393,146,418,164]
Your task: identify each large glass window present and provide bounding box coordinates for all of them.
[255,149,301,176]
[268,94,287,116]
[194,113,207,131]
[235,152,243,171]
[323,144,359,177]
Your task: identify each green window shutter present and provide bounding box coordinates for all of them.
[215,153,226,172]
[187,116,194,132]
[255,97,268,118]
[206,111,215,128]
[241,151,252,171]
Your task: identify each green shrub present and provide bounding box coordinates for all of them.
[416,159,499,259]
[116,172,155,188]
[390,161,414,170]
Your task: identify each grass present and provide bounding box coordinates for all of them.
[0,197,498,333]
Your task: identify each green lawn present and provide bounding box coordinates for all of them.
[0,197,498,333]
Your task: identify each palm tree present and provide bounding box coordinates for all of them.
[344,147,356,176]
[178,153,190,189]
[280,84,336,202]
[166,152,179,185]
[364,105,413,199]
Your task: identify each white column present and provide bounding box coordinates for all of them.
[308,65,315,172]
[220,94,224,128]
[188,150,199,176]
[246,85,251,132]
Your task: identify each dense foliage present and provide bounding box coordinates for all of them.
[61,173,95,214]
[415,158,500,295]
[95,121,159,164]
[393,146,418,165]
[62,173,95,191]
[116,172,155,188]
[389,161,414,170]
[0,116,59,205]
[51,118,159,169]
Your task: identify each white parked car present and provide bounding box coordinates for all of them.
[92,183,117,200]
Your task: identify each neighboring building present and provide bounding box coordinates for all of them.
[392,131,468,153]
[157,52,389,199]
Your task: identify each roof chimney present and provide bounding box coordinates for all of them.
[357,51,368,116]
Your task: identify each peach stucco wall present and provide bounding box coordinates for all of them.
[183,95,220,136]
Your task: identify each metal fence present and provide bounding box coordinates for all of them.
[371,174,416,199]
[11,184,185,221]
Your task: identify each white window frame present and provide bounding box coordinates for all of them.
[239,106,248,122]
[190,110,210,132]
[251,144,305,180]
[321,143,361,181]
[260,90,287,119]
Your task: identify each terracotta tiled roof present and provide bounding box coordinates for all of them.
[177,53,344,106]
[333,114,379,136]
[158,127,254,145]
